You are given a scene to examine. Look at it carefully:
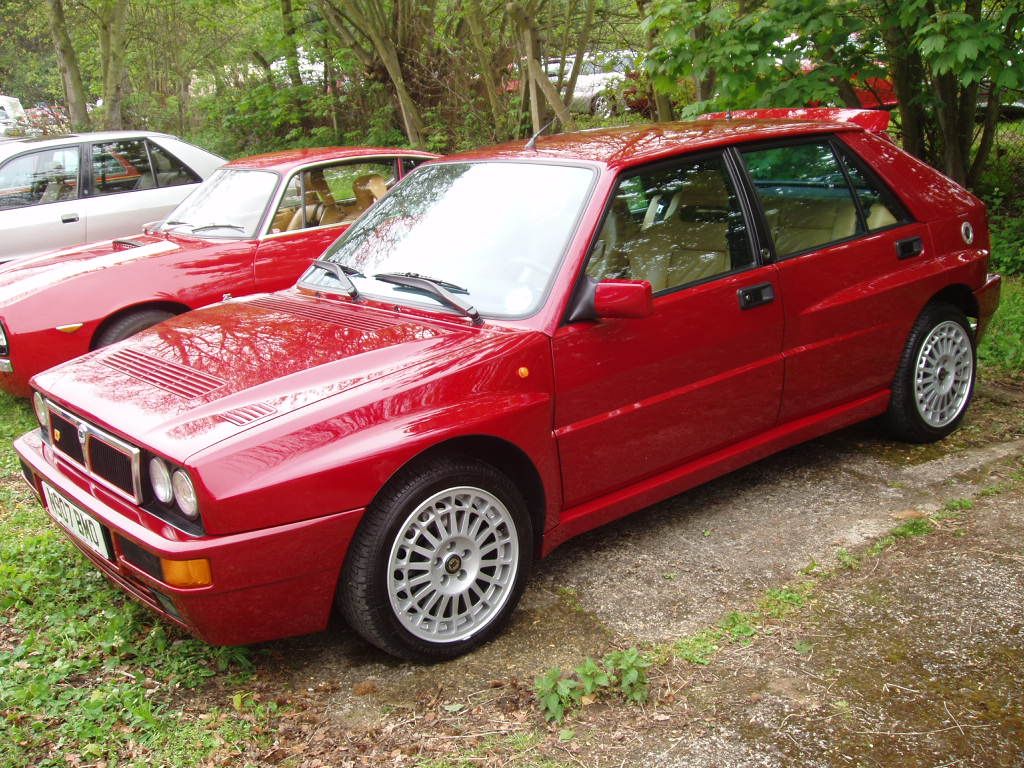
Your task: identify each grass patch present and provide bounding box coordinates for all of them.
[979,276,1024,378]
[0,397,276,766]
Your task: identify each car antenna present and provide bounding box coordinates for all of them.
[525,117,557,150]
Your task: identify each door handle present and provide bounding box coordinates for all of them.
[60,213,79,224]
[738,282,775,310]
[896,236,923,260]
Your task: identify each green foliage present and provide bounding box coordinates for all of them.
[672,630,719,665]
[759,584,812,619]
[0,396,274,766]
[603,647,651,703]
[989,214,1024,276]
[979,277,1024,376]
[534,648,651,723]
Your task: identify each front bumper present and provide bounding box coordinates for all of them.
[15,429,365,645]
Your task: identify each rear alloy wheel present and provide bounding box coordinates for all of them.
[886,303,975,443]
[339,457,532,661]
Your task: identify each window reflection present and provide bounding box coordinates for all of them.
[309,162,595,318]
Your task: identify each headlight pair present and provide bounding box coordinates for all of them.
[148,457,199,520]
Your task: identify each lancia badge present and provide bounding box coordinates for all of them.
[77,423,89,445]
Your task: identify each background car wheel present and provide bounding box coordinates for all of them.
[590,94,615,117]
[338,456,533,661]
[886,302,976,444]
[93,308,175,348]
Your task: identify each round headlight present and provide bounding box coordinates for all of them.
[33,392,49,432]
[171,469,199,520]
[148,458,173,504]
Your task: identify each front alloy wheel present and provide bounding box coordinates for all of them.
[339,457,532,661]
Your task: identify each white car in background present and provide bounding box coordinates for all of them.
[0,131,224,263]
[0,96,28,136]
[545,50,637,115]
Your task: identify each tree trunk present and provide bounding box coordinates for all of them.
[464,0,505,133]
[47,0,91,131]
[318,0,427,147]
[635,0,673,121]
[98,0,129,130]
[509,2,575,132]
[281,0,304,88]
[562,0,597,112]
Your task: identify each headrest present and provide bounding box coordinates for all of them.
[354,173,388,201]
[672,170,730,209]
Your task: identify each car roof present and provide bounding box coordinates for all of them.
[443,120,864,170]
[0,130,179,159]
[225,147,439,174]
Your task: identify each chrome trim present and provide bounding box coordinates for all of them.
[44,398,143,504]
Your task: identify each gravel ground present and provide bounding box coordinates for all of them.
[242,383,1024,766]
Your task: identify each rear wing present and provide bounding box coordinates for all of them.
[698,107,890,134]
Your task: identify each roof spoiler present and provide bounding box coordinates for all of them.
[698,108,890,133]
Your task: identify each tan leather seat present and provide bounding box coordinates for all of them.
[628,171,732,291]
[587,197,641,280]
[286,171,335,231]
[336,173,388,224]
[768,195,859,255]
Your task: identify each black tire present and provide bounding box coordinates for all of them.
[93,308,175,348]
[886,302,976,444]
[338,456,533,661]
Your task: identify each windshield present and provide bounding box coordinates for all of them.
[301,161,595,318]
[160,168,277,238]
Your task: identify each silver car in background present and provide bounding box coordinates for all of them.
[0,131,224,263]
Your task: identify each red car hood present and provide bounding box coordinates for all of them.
[0,233,216,305]
[33,291,500,460]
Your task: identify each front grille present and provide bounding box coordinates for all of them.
[45,400,141,503]
[89,437,135,494]
[50,410,85,464]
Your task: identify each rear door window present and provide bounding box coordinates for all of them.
[740,141,862,258]
[91,139,153,195]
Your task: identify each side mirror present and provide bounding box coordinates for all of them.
[594,279,653,319]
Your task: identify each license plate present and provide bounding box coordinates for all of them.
[43,483,113,560]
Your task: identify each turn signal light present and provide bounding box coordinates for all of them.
[160,557,212,588]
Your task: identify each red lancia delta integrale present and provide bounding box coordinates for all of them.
[16,111,1001,660]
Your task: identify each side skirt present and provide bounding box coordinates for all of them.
[541,389,890,556]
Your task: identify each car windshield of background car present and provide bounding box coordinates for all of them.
[306,161,594,318]
[160,168,277,238]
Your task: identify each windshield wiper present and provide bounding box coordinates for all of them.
[374,272,480,324]
[163,219,191,227]
[299,258,359,298]
[191,223,245,233]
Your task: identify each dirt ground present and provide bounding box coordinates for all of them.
[235,381,1024,767]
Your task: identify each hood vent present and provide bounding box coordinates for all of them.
[102,348,226,399]
[218,402,277,426]
[249,295,396,332]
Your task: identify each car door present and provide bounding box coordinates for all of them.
[552,151,785,508]
[0,143,85,260]
[253,158,400,291]
[735,137,921,423]
[84,137,200,242]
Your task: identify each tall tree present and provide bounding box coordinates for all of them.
[47,0,91,130]
[318,0,429,145]
[647,0,1024,186]
[95,0,129,129]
